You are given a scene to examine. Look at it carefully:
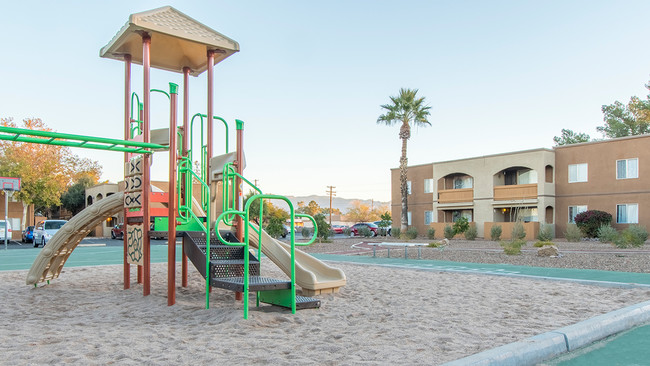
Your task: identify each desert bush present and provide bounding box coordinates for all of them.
[490,225,502,241]
[265,217,285,239]
[391,227,401,238]
[533,241,554,247]
[427,227,436,240]
[511,221,526,240]
[464,225,478,240]
[574,210,612,238]
[597,224,618,243]
[452,217,469,235]
[301,227,311,238]
[564,223,583,242]
[444,225,455,240]
[615,225,649,248]
[343,227,352,236]
[405,227,418,239]
[501,239,526,255]
[314,214,331,241]
[537,224,553,242]
[358,226,373,237]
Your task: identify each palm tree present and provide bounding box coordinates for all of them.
[377,88,431,234]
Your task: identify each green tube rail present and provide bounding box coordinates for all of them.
[214,193,318,319]
[0,126,167,154]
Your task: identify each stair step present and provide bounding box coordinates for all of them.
[294,295,321,310]
[211,276,291,292]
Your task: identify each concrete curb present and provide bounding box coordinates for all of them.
[442,300,650,366]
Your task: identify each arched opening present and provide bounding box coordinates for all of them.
[493,166,537,187]
[545,206,554,224]
[87,195,93,206]
[545,165,554,183]
[96,193,103,201]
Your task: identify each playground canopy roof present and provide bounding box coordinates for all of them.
[100,6,240,76]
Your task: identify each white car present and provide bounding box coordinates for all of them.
[0,220,12,242]
[33,219,67,247]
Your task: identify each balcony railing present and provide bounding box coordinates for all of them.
[438,188,473,203]
[493,184,537,201]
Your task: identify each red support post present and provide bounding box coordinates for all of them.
[142,33,152,296]
[168,83,178,306]
[123,54,131,290]
[207,50,214,186]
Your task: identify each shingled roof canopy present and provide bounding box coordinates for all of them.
[100,6,240,76]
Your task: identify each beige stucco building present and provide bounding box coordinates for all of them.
[391,135,650,239]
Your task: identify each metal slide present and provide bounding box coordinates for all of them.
[246,223,347,296]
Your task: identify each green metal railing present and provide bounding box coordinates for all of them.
[214,194,318,319]
[0,126,167,154]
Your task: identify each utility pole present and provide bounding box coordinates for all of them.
[326,186,336,226]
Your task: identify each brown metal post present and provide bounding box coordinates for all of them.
[137,104,144,285]
[123,54,131,290]
[168,83,178,306]
[142,33,151,296]
[207,50,214,186]
[235,120,244,242]
[181,67,190,288]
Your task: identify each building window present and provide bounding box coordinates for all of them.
[407,212,412,225]
[424,211,433,225]
[568,205,587,223]
[568,163,588,183]
[617,204,638,224]
[407,181,412,195]
[617,158,638,179]
[518,170,538,184]
[453,176,473,189]
[424,179,434,193]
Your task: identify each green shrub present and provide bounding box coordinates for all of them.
[314,214,331,240]
[405,227,418,239]
[564,224,583,242]
[444,225,455,240]
[597,224,618,243]
[427,227,436,240]
[265,217,285,239]
[511,221,526,240]
[359,226,373,237]
[490,225,502,241]
[343,227,352,236]
[428,242,442,248]
[617,225,649,248]
[301,227,311,238]
[376,212,392,236]
[537,224,553,242]
[575,210,613,238]
[391,227,401,238]
[501,239,525,255]
[464,225,477,240]
[533,241,554,248]
[452,217,469,235]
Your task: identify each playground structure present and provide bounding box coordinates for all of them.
[1,6,345,319]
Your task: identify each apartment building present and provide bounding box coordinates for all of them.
[390,134,650,239]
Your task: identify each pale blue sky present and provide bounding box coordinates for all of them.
[2,1,650,202]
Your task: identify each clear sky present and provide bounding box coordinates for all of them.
[2,1,650,202]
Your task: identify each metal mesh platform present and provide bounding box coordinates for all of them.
[211,276,291,292]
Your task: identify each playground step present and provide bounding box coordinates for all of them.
[258,288,321,310]
[211,276,291,292]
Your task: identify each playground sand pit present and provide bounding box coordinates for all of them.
[1,261,650,364]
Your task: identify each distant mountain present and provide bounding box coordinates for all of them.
[281,195,390,214]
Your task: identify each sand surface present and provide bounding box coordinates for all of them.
[2,258,650,365]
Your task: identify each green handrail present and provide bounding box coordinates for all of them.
[199,114,229,153]
[0,126,166,154]
[214,193,318,319]
[130,93,142,138]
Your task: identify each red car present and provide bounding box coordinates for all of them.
[111,224,124,240]
[332,225,347,234]
[350,222,378,236]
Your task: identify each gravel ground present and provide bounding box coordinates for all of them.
[295,235,650,273]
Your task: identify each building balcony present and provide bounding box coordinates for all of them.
[438,188,473,204]
[493,184,537,201]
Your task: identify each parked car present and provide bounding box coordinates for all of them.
[350,222,378,237]
[281,225,290,238]
[332,224,347,234]
[33,219,67,247]
[0,220,12,242]
[22,226,34,243]
[111,224,124,240]
[373,221,392,236]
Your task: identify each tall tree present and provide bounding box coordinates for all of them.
[553,129,591,146]
[0,118,101,224]
[597,82,650,138]
[377,88,431,233]
[296,200,322,217]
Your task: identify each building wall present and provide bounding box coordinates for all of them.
[0,191,36,240]
[555,135,650,235]
[85,183,119,237]
[390,163,433,234]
